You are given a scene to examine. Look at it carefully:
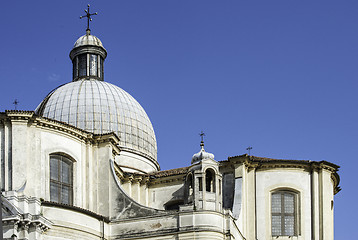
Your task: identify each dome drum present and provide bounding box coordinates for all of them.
[116,150,160,173]
[72,53,104,81]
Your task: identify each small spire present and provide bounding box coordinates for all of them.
[80,4,98,33]
[199,131,205,150]
[13,99,19,110]
[246,146,253,156]
[192,131,215,164]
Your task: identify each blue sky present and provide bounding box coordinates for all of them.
[0,1,356,237]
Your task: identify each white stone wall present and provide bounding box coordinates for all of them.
[0,115,120,217]
[148,182,184,209]
[42,206,107,240]
[36,129,84,204]
[255,168,311,240]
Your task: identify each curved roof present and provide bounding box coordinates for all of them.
[35,79,157,161]
[73,33,104,48]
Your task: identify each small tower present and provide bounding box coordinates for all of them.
[69,30,107,81]
[185,137,222,211]
[70,5,106,82]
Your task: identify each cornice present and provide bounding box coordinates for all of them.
[226,155,340,172]
[225,155,341,195]
[0,111,121,156]
[2,213,53,233]
[114,163,185,186]
[148,174,185,186]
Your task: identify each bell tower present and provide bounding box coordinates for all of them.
[185,138,222,211]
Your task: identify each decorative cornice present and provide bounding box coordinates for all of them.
[148,175,185,185]
[2,213,53,233]
[225,154,341,195]
[114,162,187,186]
[0,111,121,157]
[93,133,121,156]
[226,155,339,171]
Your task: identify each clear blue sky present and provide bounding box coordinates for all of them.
[0,1,356,238]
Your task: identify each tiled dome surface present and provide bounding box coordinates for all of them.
[35,79,157,161]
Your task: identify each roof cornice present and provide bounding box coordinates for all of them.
[225,154,341,194]
[0,111,120,156]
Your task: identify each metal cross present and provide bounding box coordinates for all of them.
[80,4,98,31]
[246,146,253,156]
[13,99,19,110]
[199,131,205,143]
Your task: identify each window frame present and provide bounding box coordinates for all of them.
[205,168,216,193]
[49,154,74,205]
[271,190,299,237]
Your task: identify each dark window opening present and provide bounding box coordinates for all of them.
[188,174,193,194]
[72,57,78,79]
[205,169,215,192]
[78,54,87,77]
[198,177,203,191]
[50,154,73,205]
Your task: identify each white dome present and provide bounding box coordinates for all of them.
[192,143,215,164]
[35,79,157,162]
[74,33,104,48]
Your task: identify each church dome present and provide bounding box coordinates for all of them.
[35,30,159,172]
[35,80,157,162]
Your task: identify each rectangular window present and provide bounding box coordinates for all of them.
[271,191,298,236]
[72,57,78,80]
[198,177,203,191]
[89,54,98,77]
[50,155,73,205]
[78,54,87,77]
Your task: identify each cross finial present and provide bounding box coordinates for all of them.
[13,99,19,110]
[80,4,98,33]
[199,131,205,148]
[246,146,253,156]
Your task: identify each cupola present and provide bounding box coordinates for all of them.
[185,139,222,211]
[69,29,107,81]
[192,140,215,164]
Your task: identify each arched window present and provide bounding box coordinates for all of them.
[187,174,193,195]
[205,169,215,192]
[271,190,298,236]
[50,154,73,205]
